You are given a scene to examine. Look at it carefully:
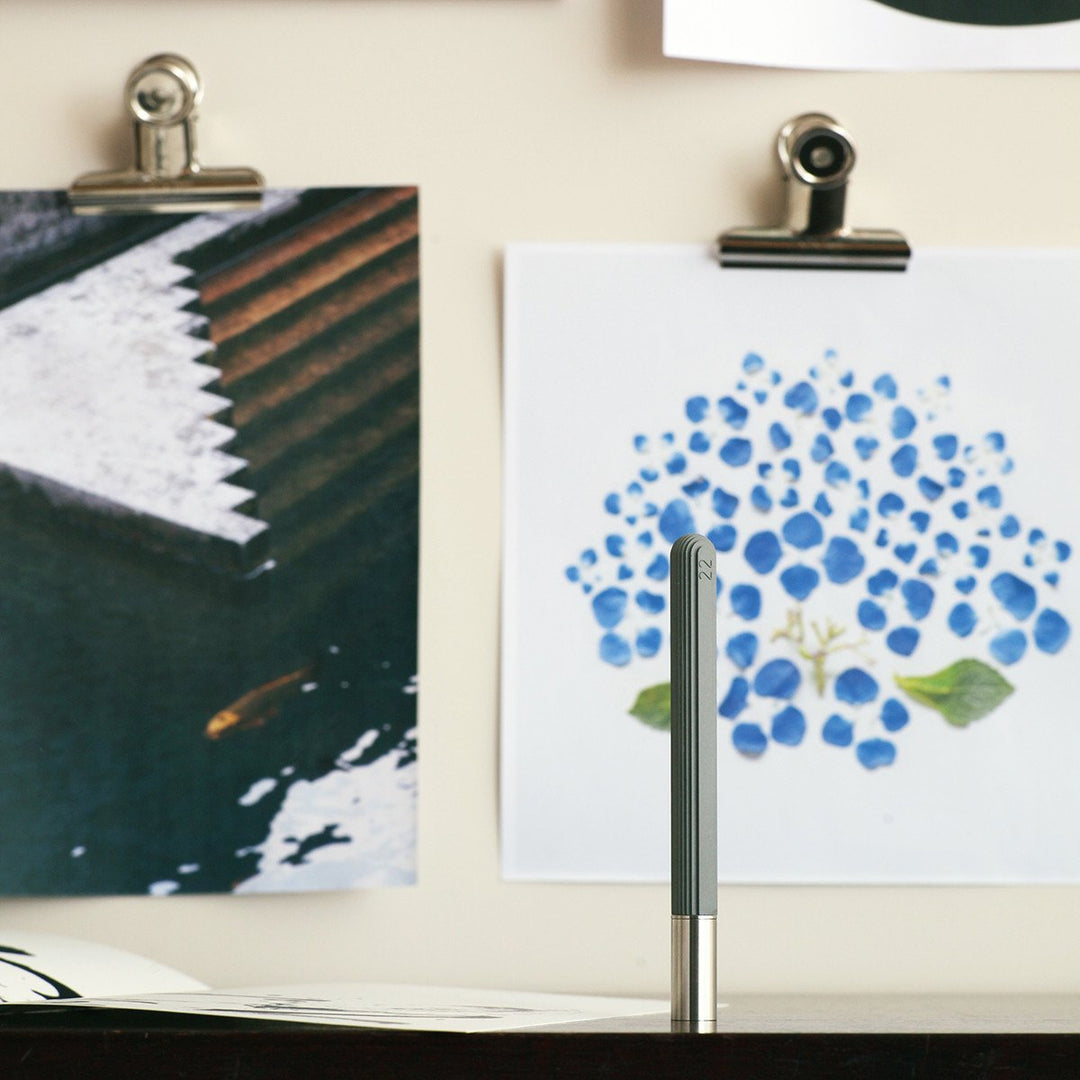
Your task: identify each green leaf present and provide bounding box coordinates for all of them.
[895,659,1014,728]
[629,683,671,730]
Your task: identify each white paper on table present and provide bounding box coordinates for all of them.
[663,0,1080,71]
[59,984,671,1032]
[0,929,206,1003]
[502,244,1080,884]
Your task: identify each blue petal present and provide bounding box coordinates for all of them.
[952,501,970,520]
[658,499,696,543]
[855,436,879,461]
[783,381,818,414]
[712,487,739,519]
[780,564,820,601]
[823,537,865,583]
[618,565,634,580]
[719,438,753,466]
[880,699,909,732]
[825,461,851,487]
[605,534,625,558]
[646,554,669,580]
[743,352,764,373]
[873,374,898,399]
[771,706,806,746]
[707,524,737,553]
[933,434,958,460]
[891,444,918,478]
[877,493,904,518]
[936,532,959,556]
[886,627,920,656]
[732,723,768,757]
[633,435,649,452]
[1034,609,1070,654]
[592,587,628,628]
[891,406,917,439]
[857,739,897,769]
[955,576,977,595]
[823,407,843,431]
[857,600,887,631]
[686,395,709,422]
[977,484,1002,508]
[719,676,750,719]
[850,507,870,532]
[780,489,799,508]
[868,568,899,595]
[682,477,709,498]
[783,458,801,481]
[894,543,916,565]
[753,659,802,700]
[990,572,1036,620]
[917,477,945,501]
[635,590,665,614]
[745,531,783,574]
[726,632,759,670]
[822,714,854,747]
[814,493,833,517]
[751,485,773,512]
[901,579,935,621]
[782,511,824,550]
[835,667,879,705]
[910,511,930,534]
[636,627,662,658]
[599,633,632,666]
[769,422,792,451]
[947,602,977,637]
[810,434,834,463]
[666,452,687,475]
[730,584,762,620]
[604,493,621,514]
[689,431,710,453]
[1056,541,1072,562]
[989,629,1027,665]
[845,393,873,421]
[969,545,990,569]
[717,395,749,429]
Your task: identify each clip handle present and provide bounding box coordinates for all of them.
[778,113,856,238]
[127,54,203,181]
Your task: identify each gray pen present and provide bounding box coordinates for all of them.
[669,533,717,1033]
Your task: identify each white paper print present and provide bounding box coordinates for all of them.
[664,0,1080,70]
[0,929,206,1003]
[502,244,1079,883]
[61,984,669,1032]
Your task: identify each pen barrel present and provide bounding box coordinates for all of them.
[671,915,717,1029]
[670,534,718,918]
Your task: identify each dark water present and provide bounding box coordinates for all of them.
[0,478,417,896]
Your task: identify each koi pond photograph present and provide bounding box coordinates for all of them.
[0,187,419,895]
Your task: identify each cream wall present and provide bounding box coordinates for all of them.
[0,0,1078,997]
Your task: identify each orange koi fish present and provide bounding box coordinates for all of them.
[204,664,316,740]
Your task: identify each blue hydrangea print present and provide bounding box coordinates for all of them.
[566,350,1072,771]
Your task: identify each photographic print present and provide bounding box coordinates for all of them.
[502,244,1079,883]
[0,187,419,895]
[664,0,1080,69]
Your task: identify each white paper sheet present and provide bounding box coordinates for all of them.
[502,245,1080,884]
[664,0,1080,70]
[60,984,669,1032]
[0,929,206,1003]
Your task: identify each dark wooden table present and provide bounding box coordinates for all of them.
[3,995,1079,1079]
